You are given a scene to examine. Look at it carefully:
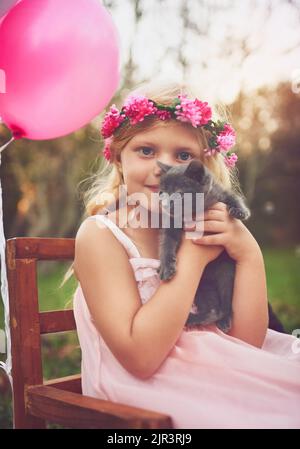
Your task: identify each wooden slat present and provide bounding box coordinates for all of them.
[6,246,45,429]
[39,310,76,334]
[9,237,75,260]
[26,385,173,429]
[44,374,82,394]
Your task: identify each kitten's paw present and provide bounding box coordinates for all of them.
[159,263,176,281]
[229,206,251,221]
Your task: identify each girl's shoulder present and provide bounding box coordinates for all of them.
[76,209,140,260]
[75,215,118,256]
[74,215,126,276]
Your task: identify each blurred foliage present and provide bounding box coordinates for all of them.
[0,123,102,239]
[233,82,300,247]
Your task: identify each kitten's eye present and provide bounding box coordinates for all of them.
[178,151,193,161]
[138,147,154,156]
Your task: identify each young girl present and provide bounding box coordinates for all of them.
[71,82,300,429]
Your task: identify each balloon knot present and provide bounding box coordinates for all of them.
[10,125,25,139]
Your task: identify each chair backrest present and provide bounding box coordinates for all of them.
[6,237,77,428]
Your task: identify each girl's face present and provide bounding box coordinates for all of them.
[119,122,204,214]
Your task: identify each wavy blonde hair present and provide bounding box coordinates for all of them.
[60,80,243,290]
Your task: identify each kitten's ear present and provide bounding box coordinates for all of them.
[184,160,205,181]
[157,160,172,173]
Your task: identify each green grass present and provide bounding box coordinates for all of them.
[37,260,78,312]
[262,247,300,334]
[0,248,300,428]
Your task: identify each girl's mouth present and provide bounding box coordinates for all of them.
[145,185,159,193]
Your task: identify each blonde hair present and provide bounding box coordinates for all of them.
[60,80,243,289]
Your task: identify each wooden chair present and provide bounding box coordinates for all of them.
[6,237,173,429]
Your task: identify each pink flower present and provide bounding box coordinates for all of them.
[203,148,217,157]
[175,94,212,127]
[224,152,238,168]
[123,94,158,125]
[99,94,238,167]
[156,110,172,120]
[216,123,236,151]
[103,137,113,161]
[101,105,125,139]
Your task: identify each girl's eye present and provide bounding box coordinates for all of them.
[138,147,154,156]
[177,151,193,161]
[137,147,194,161]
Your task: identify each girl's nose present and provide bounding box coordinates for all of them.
[153,164,162,175]
[154,159,173,174]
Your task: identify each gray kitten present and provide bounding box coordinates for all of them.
[156,159,251,333]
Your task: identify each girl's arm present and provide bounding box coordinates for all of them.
[226,248,268,348]
[130,238,224,378]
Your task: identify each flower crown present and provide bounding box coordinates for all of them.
[100,93,238,168]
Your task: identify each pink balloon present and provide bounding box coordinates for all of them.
[0,0,120,140]
[0,0,18,19]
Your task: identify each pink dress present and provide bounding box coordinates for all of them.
[73,214,300,429]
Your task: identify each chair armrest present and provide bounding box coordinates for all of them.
[25,385,173,429]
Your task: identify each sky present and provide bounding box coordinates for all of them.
[106,0,300,104]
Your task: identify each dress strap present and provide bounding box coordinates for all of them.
[86,214,141,259]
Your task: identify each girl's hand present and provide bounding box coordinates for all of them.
[180,236,224,265]
[184,202,260,263]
